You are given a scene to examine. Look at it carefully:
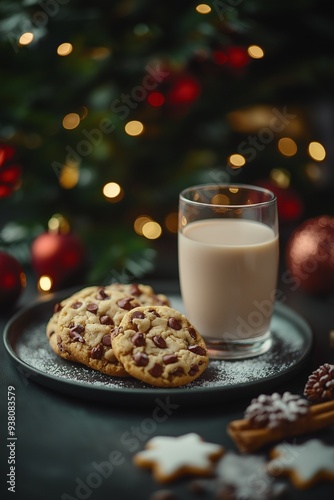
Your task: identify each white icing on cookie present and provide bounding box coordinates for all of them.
[268,439,334,482]
[134,433,223,479]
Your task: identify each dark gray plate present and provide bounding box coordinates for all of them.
[3,290,313,406]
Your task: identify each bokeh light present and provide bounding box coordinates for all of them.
[19,32,34,45]
[247,45,264,59]
[62,113,80,130]
[228,154,246,168]
[125,120,144,136]
[57,43,73,56]
[59,164,80,189]
[164,212,178,233]
[134,215,152,235]
[308,141,326,161]
[103,182,124,202]
[142,221,162,239]
[38,275,53,292]
[196,4,211,14]
[278,137,298,157]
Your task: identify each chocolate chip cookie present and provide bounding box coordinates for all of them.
[57,286,141,376]
[112,305,209,387]
[46,287,98,339]
[109,282,170,306]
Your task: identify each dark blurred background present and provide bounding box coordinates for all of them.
[1,0,334,299]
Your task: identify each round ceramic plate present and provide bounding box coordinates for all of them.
[3,290,313,406]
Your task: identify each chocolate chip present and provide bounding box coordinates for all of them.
[102,334,111,346]
[86,302,98,314]
[188,345,206,356]
[171,367,184,376]
[49,330,55,337]
[54,302,63,313]
[153,335,167,349]
[111,326,123,340]
[131,332,146,347]
[100,315,114,325]
[70,324,84,334]
[129,284,141,296]
[131,310,145,320]
[71,301,82,309]
[163,354,178,365]
[69,324,85,343]
[187,327,197,340]
[188,364,199,376]
[149,363,163,377]
[133,351,149,366]
[117,297,135,310]
[96,288,109,300]
[90,344,104,359]
[148,308,160,317]
[168,317,181,330]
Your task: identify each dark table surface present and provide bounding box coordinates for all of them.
[1,275,334,500]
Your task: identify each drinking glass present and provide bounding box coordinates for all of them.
[178,184,279,359]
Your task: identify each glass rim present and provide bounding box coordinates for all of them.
[179,183,277,209]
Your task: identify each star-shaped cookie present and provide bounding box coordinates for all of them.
[268,439,334,489]
[133,433,224,483]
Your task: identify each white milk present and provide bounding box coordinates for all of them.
[178,218,279,341]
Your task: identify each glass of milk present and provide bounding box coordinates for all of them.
[178,184,279,359]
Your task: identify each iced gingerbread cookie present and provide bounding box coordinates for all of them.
[109,282,170,307]
[268,439,334,489]
[133,433,224,483]
[189,452,286,499]
[57,286,141,376]
[112,305,209,387]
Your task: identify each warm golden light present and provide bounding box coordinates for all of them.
[142,221,162,239]
[228,154,246,168]
[305,163,322,182]
[308,141,326,161]
[270,168,290,189]
[19,32,34,45]
[134,215,152,235]
[196,4,211,14]
[211,194,230,205]
[57,43,73,56]
[103,182,121,198]
[62,113,80,130]
[125,120,144,136]
[89,47,111,60]
[247,45,264,59]
[165,212,178,233]
[48,214,70,234]
[38,275,53,292]
[278,137,297,157]
[59,164,80,189]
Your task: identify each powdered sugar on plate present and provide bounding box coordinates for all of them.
[11,297,309,393]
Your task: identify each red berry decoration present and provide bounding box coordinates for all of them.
[285,215,334,295]
[0,251,26,310]
[31,214,86,291]
[0,144,22,198]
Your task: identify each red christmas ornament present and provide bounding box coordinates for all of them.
[0,251,26,310]
[0,144,22,198]
[31,215,86,291]
[167,75,201,105]
[285,215,334,295]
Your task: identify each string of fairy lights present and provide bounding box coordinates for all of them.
[16,3,328,246]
